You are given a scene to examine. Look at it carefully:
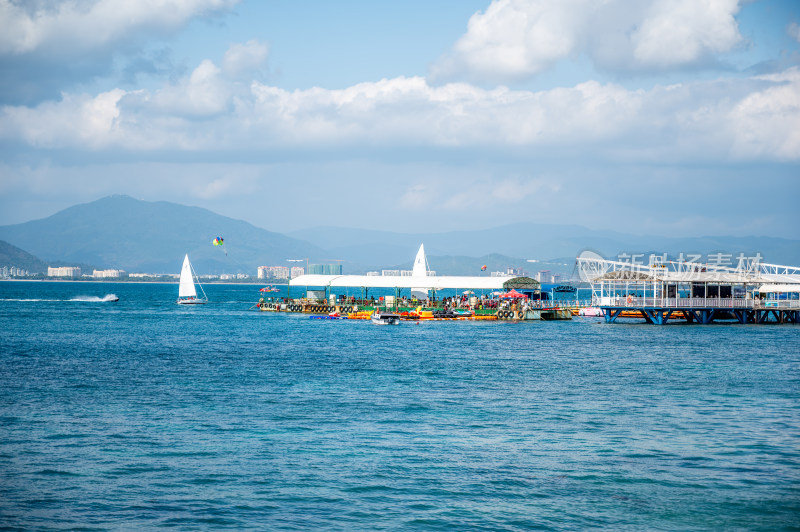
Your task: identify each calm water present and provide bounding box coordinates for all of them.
[1,281,799,530]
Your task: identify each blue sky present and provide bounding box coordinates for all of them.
[0,0,798,238]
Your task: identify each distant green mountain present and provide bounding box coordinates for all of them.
[3,195,797,278]
[0,240,50,273]
[0,195,326,274]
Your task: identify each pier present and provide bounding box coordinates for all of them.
[576,255,800,325]
[266,243,575,321]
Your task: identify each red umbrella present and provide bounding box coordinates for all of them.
[498,289,528,299]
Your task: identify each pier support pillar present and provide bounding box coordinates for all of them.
[757,310,779,324]
[687,309,715,324]
[643,309,669,325]
[605,309,622,323]
[733,309,752,324]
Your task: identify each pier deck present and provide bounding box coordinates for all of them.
[601,298,800,324]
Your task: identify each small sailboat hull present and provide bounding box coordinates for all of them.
[177,298,208,305]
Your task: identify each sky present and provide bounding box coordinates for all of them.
[0,0,798,238]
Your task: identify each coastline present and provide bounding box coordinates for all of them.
[0,278,271,286]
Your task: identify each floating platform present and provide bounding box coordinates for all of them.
[258,301,575,321]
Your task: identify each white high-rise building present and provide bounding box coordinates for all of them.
[93,269,127,278]
[48,266,81,278]
[258,266,290,279]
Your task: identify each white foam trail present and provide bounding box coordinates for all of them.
[2,294,119,302]
[1,298,60,302]
[70,294,119,302]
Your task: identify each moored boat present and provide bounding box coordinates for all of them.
[370,312,401,325]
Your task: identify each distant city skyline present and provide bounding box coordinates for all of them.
[0,0,798,238]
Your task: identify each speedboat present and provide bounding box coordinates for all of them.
[370,312,401,325]
[431,309,472,319]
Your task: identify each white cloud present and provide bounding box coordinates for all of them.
[0,0,238,56]
[631,0,741,67]
[440,177,558,210]
[1,88,125,148]
[430,0,744,83]
[399,183,433,209]
[430,0,587,83]
[222,39,269,78]
[789,22,800,44]
[1,62,798,163]
[728,68,800,161]
[148,59,232,116]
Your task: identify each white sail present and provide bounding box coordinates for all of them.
[178,254,197,298]
[412,244,427,277]
[411,244,429,299]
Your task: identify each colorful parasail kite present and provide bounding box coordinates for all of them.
[212,237,227,255]
[481,265,487,271]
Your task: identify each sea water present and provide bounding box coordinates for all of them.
[1,281,798,530]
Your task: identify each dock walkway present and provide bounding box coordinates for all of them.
[601,297,800,324]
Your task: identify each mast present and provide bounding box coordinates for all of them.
[191,259,208,301]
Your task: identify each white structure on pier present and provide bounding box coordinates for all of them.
[575,252,800,323]
[291,244,513,293]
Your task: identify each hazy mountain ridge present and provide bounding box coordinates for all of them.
[1,196,797,276]
[0,240,50,273]
[0,195,327,274]
[290,225,800,267]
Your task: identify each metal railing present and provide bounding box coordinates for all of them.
[755,300,800,310]
[597,297,754,309]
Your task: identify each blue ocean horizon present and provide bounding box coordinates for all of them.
[1,281,798,530]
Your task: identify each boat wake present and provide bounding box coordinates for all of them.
[3,294,120,302]
[71,294,119,302]
[2,298,62,302]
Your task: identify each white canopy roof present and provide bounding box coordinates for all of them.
[756,284,800,293]
[289,274,514,290]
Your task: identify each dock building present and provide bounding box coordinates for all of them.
[576,254,800,324]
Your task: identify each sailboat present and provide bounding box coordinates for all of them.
[176,254,208,305]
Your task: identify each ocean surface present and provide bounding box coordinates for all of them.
[1,281,798,530]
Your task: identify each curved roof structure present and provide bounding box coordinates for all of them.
[289,274,514,290]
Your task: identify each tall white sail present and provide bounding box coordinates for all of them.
[412,244,427,277]
[411,244,429,299]
[178,254,197,298]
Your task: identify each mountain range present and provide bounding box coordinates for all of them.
[0,195,797,276]
[0,240,51,273]
[0,195,324,274]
